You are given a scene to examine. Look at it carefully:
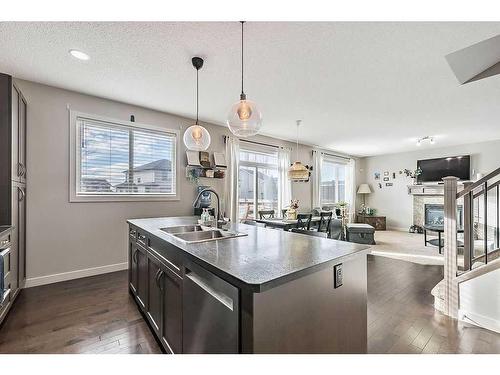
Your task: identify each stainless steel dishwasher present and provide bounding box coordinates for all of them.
[182,260,239,353]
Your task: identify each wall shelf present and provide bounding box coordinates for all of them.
[186,165,225,180]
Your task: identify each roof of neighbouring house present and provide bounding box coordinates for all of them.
[123,159,171,173]
[81,177,112,187]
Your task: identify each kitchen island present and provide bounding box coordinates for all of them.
[127,216,369,354]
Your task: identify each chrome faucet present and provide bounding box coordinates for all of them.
[193,188,223,229]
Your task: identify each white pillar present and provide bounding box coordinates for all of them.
[443,176,459,317]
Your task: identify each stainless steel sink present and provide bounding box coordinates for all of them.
[160,225,247,243]
[160,225,204,234]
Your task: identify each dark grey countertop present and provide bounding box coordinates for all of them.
[0,226,12,239]
[127,216,370,292]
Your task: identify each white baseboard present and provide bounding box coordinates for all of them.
[458,309,500,334]
[24,262,128,288]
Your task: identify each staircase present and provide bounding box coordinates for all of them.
[436,168,500,333]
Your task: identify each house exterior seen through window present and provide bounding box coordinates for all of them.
[238,145,279,219]
[320,158,346,205]
[74,115,177,200]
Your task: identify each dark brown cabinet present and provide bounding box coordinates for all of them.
[159,262,182,354]
[128,224,238,354]
[136,245,148,310]
[129,241,147,310]
[0,73,27,326]
[356,215,386,230]
[146,248,182,354]
[146,254,162,335]
[129,225,183,354]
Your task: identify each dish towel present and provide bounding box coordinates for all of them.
[0,254,4,305]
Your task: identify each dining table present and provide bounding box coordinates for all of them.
[254,216,323,231]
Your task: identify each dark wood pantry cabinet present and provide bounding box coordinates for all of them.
[0,73,27,326]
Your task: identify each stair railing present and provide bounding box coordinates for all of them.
[443,167,500,317]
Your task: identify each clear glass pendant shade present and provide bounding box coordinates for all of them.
[226,99,262,137]
[183,124,211,151]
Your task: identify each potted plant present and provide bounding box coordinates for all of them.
[286,199,299,220]
[403,168,422,184]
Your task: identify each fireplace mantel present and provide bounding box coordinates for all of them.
[407,184,465,196]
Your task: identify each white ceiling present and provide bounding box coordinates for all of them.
[1,22,500,157]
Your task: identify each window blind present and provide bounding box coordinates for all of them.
[77,117,176,196]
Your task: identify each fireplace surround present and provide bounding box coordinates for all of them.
[424,204,463,227]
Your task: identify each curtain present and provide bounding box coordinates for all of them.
[224,136,240,223]
[311,150,322,209]
[345,158,357,223]
[278,147,291,214]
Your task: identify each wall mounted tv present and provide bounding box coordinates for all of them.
[417,155,470,183]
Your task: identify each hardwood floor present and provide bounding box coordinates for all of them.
[0,255,499,354]
[367,254,500,354]
[0,271,161,354]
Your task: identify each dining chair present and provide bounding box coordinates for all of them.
[317,211,333,234]
[290,228,327,238]
[258,210,275,219]
[296,213,312,230]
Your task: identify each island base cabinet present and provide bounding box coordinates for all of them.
[146,255,162,335]
[182,261,239,354]
[250,254,368,354]
[160,265,182,354]
[129,242,147,311]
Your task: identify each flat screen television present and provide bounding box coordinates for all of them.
[417,155,470,183]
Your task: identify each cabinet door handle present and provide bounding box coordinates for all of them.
[129,229,136,237]
[138,234,146,242]
[133,249,138,264]
[159,271,165,291]
[154,269,162,287]
[18,187,25,202]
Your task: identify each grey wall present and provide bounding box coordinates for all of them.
[17,79,351,283]
[358,140,500,230]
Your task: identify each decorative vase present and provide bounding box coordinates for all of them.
[286,208,297,220]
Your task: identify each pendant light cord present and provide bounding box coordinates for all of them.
[241,21,245,96]
[296,121,300,160]
[196,67,199,124]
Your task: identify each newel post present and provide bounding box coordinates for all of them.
[443,176,459,318]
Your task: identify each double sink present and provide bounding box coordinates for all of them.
[160,224,247,244]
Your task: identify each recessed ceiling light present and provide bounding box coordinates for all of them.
[69,49,90,61]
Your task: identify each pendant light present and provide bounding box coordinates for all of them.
[183,57,211,151]
[288,120,311,181]
[226,21,262,137]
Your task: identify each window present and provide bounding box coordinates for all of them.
[70,112,178,202]
[320,158,347,205]
[238,145,280,219]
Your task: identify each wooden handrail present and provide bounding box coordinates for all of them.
[472,179,500,199]
[457,166,500,198]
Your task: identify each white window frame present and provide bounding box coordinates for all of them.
[238,143,280,219]
[69,110,180,202]
[319,155,348,207]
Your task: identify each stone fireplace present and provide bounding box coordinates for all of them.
[412,194,463,228]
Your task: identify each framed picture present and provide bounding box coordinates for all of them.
[386,182,393,187]
[384,171,389,176]
[383,177,389,182]
[374,172,380,180]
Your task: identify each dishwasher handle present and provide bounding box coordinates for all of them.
[185,269,234,311]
